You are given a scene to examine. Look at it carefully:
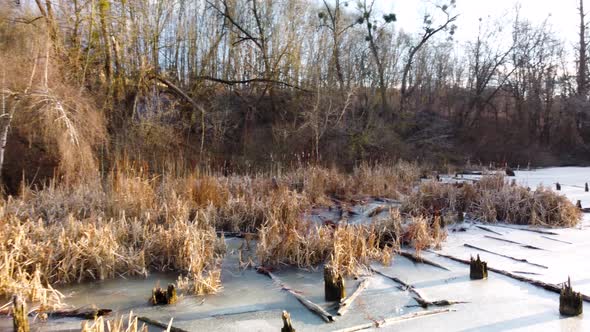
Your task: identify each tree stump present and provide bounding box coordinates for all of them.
[505,168,515,177]
[470,255,488,280]
[281,310,296,332]
[560,277,583,316]
[12,295,29,332]
[577,200,583,210]
[586,183,589,192]
[150,284,178,305]
[324,266,346,302]
[556,183,561,191]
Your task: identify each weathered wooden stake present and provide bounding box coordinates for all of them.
[470,255,488,280]
[12,295,29,332]
[281,310,296,332]
[150,284,178,305]
[324,266,346,302]
[586,183,589,192]
[560,277,583,316]
[577,200,583,210]
[556,182,561,191]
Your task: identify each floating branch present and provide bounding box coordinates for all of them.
[399,251,451,271]
[512,271,542,276]
[560,277,583,316]
[0,306,112,320]
[257,267,335,323]
[476,225,503,236]
[136,316,188,332]
[484,235,546,250]
[281,310,296,332]
[464,244,548,269]
[333,309,455,332]
[337,278,370,316]
[469,255,488,280]
[433,252,590,302]
[371,268,467,308]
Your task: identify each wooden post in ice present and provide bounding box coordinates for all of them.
[150,284,178,305]
[12,295,29,332]
[470,255,488,280]
[324,266,346,302]
[577,200,583,210]
[560,277,583,316]
[585,183,589,192]
[556,182,561,191]
[281,310,296,332]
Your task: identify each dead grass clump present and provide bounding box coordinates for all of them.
[404,216,434,256]
[404,175,582,227]
[81,311,147,332]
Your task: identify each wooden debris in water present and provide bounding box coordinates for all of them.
[476,225,503,236]
[470,255,487,280]
[137,315,188,332]
[257,267,335,323]
[464,243,548,269]
[337,278,370,316]
[333,308,455,332]
[483,235,546,250]
[370,268,467,308]
[149,284,178,305]
[281,310,296,332]
[433,251,590,302]
[560,277,583,316]
[399,251,450,271]
[324,266,346,302]
[12,295,29,332]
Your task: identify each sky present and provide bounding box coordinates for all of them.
[374,0,581,46]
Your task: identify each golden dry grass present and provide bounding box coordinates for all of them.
[81,311,147,332]
[403,175,582,227]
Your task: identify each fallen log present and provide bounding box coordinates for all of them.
[370,268,467,308]
[492,224,559,235]
[483,235,546,250]
[337,278,370,316]
[257,267,335,323]
[464,243,548,269]
[333,308,455,332]
[399,251,450,271]
[432,252,590,303]
[136,316,188,332]
[476,226,503,236]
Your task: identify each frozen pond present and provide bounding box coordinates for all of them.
[1,167,589,331]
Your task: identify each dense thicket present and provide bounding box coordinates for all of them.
[1,0,590,189]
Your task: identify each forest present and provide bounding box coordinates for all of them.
[0,1,589,331]
[1,0,590,190]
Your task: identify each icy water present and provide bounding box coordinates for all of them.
[1,167,590,331]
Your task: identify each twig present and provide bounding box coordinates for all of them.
[136,316,188,332]
[333,309,455,332]
[463,243,548,269]
[337,278,370,316]
[541,235,572,244]
[484,235,546,250]
[399,251,451,271]
[476,225,503,236]
[492,224,559,235]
